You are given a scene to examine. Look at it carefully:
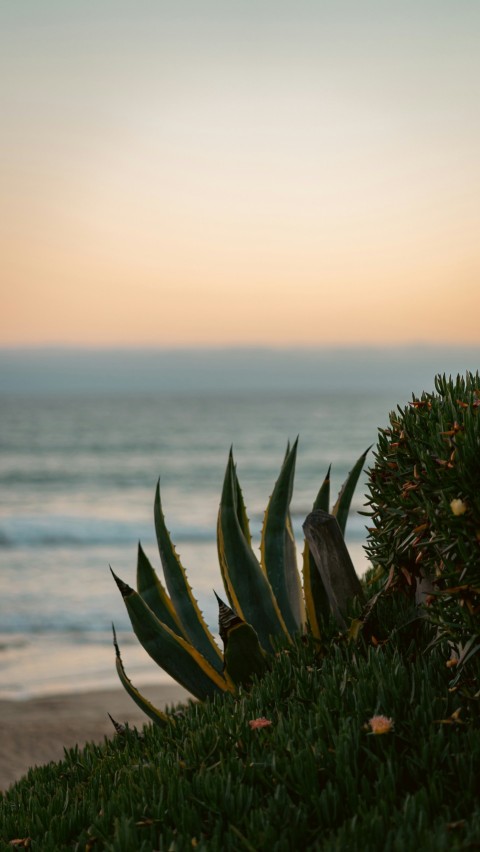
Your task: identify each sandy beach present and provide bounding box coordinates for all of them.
[0,682,191,792]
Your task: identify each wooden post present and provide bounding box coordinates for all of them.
[302,510,364,628]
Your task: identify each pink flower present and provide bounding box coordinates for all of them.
[248,717,272,730]
[368,715,394,735]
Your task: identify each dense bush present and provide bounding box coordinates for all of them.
[365,372,480,677]
[1,621,479,851]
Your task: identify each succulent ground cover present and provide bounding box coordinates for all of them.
[1,601,479,851]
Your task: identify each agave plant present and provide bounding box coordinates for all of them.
[111,440,369,722]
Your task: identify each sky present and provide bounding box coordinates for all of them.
[1,1,480,348]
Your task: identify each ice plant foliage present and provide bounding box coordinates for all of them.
[4,639,479,850]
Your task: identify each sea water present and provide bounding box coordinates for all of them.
[0,387,400,699]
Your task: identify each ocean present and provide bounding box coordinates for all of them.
[1,347,478,700]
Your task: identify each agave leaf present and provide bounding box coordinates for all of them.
[136,543,186,638]
[217,450,288,652]
[225,622,270,688]
[261,439,305,634]
[280,445,299,617]
[111,570,232,701]
[303,543,331,639]
[286,507,302,612]
[233,462,252,546]
[154,480,224,673]
[302,466,332,638]
[313,464,331,513]
[332,447,371,536]
[111,624,171,726]
[215,593,269,688]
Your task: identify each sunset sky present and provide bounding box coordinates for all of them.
[1,1,479,347]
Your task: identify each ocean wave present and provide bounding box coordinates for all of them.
[0,510,367,548]
[0,514,221,548]
[0,629,137,647]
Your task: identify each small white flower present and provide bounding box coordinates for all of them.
[450,498,467,516]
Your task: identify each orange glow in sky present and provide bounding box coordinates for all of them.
[1,2,480,347]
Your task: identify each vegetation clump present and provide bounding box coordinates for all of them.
[110,441,368,719]
[1,625,479,851]
[2,375,479,850]
[365,372,480,680]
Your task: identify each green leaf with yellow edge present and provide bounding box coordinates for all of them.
[303,466,332,638]
[154,479,224,673]
[216,593,269,688]
[312,464,331,514]
[332,447,371,536]
[303,544,331,639]
[111,624,171,727]
[261,439,305,634]
[136,542,186,638]
[233,461,252,547]
[225,621,270,688]
[111,569,233,701]
[219,457,254,610]
[217,450,288,653]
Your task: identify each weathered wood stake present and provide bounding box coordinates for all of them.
[302,510,365,628]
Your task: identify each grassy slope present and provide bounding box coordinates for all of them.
[1,626,479,851]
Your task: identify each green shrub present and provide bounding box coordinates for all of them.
[365,372,480,677]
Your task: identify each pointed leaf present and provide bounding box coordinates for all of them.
[136,543,186,638]
[224,621,270,688]
[261,439,305,634]
[302,542,331,639]
[233,463,252,546]
[217,450,288,653]
[216,593,269,688]
[313,465,331,513]
[112,624,171,726]
[302,466,332,638]
[111,570,232,701]
[285,504,305,631]
[214,589,243,647]
[332,447,371,536]
[154,480,223,673]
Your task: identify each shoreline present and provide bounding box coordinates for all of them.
[0,682,191,792]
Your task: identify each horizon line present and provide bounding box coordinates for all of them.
[2,342,480,354]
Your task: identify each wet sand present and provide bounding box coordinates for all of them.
[0,682,191,791]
